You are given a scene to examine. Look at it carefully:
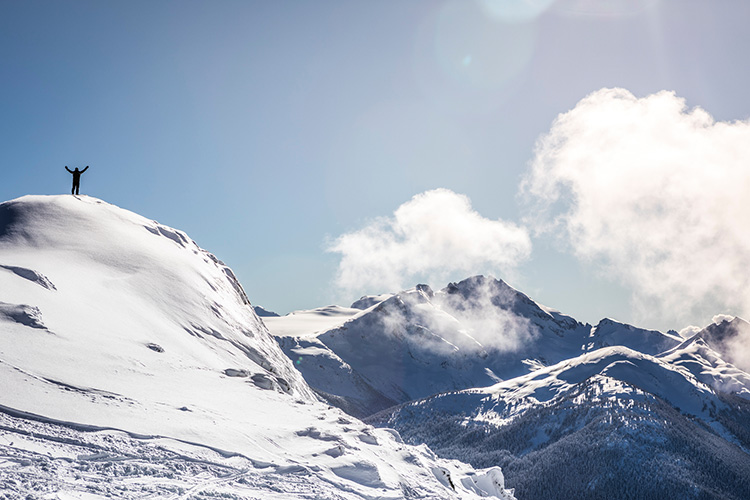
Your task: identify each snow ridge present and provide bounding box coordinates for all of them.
[0,195,514,500]
[267,276,750,500]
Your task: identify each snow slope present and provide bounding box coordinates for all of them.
[372,345,750,500]
[391,345,730,428]
[269,277,590,416]
[264,305,361,337]
[269,276,688,417]
[268,275,750,499]
[0,195,515,499]
[660,321,750,400]
[585,317,682,355]
[693,316,750,373]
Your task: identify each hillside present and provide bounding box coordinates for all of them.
[269,276,686,417]
[369,344,750,499]
[267,277,750,499]
[0,195,515,499]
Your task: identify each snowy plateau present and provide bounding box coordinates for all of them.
[0,196,516,500]
[268,278,750,498]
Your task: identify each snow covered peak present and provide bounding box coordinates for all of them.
[437,275,583,335]
[269,275,594,416]
[0,195,314,403]
[693,315,750,373]
[587,317,683,355]
[379,343,739,445]
[440,275,525,307]
[438,275,538,312]
[492,345,720,417]
[253,304,280,317]
[659,331,750,399]
[350,292,394,310]
[0,195,515,499]
[701,315,749,342]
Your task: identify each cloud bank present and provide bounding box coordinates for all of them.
[522,87,750,324]
[328,189,531,293]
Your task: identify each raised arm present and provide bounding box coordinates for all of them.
[65,166,73,173]
[81,166,89,173]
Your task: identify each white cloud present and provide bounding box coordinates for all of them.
[677,325,701,339]
[328,189,531,293]
[522,88,750,325]
[434,277,540,353]
[725,325,750,374]
[712,314,735,325]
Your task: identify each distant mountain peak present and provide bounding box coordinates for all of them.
[253,305,280,317]
[586,317,682,355]
[350,292,393,310]
[415,283,434,298]
[698,315,749,343]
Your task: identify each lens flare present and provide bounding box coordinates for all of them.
[432,1,538,91]
[554,0,652,17]
[478,0,557,23]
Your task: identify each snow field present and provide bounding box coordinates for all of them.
[0,195,515,499]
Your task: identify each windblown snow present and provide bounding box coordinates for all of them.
[0,195,515,499]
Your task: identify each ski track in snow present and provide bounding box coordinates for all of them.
[0,409,374,500]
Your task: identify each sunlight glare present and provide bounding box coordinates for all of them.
[433,2,538,90]
[554,0,654,17]
[478,0,557,23]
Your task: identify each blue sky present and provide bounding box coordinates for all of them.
[2,0,750,332]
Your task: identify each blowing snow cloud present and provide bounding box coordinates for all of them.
[522,87,750,324]
[329,189,531,293]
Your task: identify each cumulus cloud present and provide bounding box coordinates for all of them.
[328,189,531,293]
[522,87,750,325]
[712,314,736,325]
[677,325,702,339]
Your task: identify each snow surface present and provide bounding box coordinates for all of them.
[0,195,515,499]
[660,333,750,400]
[368,332,750,499]
[586,317,682,355]
[263,305,361,338]
[266,277,618,417]
[266,276,750,499]
[470,345,726,424]
[271,278,578,409]
[372,341,742,436]
[268,275,749,423]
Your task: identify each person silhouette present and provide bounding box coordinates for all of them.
[65,166,89,195]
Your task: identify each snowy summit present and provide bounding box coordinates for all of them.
[0,195,515,499]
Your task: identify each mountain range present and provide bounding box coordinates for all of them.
[0,195,515,499]
[2,194,749,499]
[266,277,750,500]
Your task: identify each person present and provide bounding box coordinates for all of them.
[65,165,89,195]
